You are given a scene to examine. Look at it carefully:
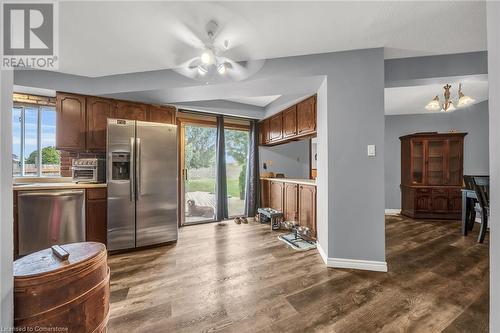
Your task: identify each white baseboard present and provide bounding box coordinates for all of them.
[327,257,388,272]
[316,242,328,265]
[385,209,401,215]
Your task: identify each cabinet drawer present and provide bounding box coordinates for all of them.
[416,188,431,194]
[432,188,448,195]
[86,188,107,200]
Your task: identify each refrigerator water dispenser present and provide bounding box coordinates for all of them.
[112,152,131,180]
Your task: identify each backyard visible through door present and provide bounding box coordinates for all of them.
[181,122,249,225]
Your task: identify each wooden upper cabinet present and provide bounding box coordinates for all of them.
[299,184,316,238]
[297,96,316,135]
[269,181,284,212]
[282,105,297,139]
[258,95,316,146]
[284,182,298,221]
[269,113,283,142]
[148,105,176,124]
[259,119,270,144]
[86,97,115,152]
[56,93,86,151]
[115,101,147,121]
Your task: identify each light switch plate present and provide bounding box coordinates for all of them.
[367,145,376,157]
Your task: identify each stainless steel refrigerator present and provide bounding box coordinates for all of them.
[107,119,178,251]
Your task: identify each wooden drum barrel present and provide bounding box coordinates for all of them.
[14,242,110,332]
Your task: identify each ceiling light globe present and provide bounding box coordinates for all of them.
[217,63,227,74]
[197,65,208,75]
[458,95,475,107]
[201,49,215,65]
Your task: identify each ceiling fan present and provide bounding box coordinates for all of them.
[173,20,265,83]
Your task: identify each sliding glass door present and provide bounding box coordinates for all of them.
[181,123,217,224]
[225,129,249,217]
[179,117,250,225]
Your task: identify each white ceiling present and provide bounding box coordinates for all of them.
[58,1,486,77]
[225,95,281,107]
[385,79,489,115]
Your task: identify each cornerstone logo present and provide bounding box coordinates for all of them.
[1,0,58,69]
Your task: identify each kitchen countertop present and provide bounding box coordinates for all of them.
[260,178,316,186]
[13,182,107,191]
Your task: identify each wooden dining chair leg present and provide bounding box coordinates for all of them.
[478,210,488,243]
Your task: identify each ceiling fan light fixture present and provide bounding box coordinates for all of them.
[425,96,441,111]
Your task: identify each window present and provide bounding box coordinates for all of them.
[12,105,60,177]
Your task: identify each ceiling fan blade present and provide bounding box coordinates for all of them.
[170,22,206,50]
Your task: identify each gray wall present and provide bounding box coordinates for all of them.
[259,140,310,178]
[487,2,500,331]
[385,101,489,209]
[0,70,14,327]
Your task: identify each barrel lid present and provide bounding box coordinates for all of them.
[14,242,106,277]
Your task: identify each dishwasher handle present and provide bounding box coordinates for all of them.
[18,190,85,197]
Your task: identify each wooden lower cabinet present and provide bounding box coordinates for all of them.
[299,185,316,238]
[269,181,284,212]
[401,185,461,219]
[260,179,270,208]
[260,179,317,239]
[284,183,298,221]
[86,188,107,245]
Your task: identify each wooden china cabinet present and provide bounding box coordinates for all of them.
[400,132,466,220]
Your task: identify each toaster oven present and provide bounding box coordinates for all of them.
[72,158,106,183]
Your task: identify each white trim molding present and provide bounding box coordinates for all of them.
[316,243,328,265]
[327,257,388,272]
[385,209,401,215]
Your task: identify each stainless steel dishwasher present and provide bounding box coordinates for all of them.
[18,189,86,256]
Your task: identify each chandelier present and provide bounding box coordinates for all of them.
[425,83,475,112]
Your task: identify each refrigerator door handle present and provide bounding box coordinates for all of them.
[130,137,135,202]
[136,137,142,200]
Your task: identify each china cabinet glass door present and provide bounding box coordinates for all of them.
[427,140,446,185]
[411,140,425,184]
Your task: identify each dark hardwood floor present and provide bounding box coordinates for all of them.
[107,215,489,332]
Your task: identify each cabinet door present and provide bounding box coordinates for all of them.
[87,97,115,152]
[259,119,270,145]
[427,140,446,185]
[299,185,316,238]
[447,139,463,186]
[260,179,270,207]
[148,105,176,124]
[86,188,107,245]
[56,93,86,151]
[431,189,449,213]
[115,101,147,121]
[448,189,462,213]
[410,139,425,185]
[282,106,297,139]
[297,96,316,135]
[269,181,284,211]
[415,189,431,211]
[284,182,298,221]
[269,113,283,142]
